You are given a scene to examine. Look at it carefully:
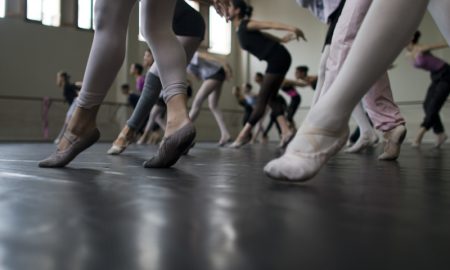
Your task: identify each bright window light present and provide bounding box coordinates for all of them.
[26,0,60,26]
[0,0,5,18]
[208,6,231,55]
[78,0,95,29]
[27,0,43,21]
[42,0,60,26]
[138,2,145,42]
[185,0,199,11]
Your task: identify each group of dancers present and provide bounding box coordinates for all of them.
[42,0,449,183]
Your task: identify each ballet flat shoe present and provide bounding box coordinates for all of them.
[39,128,100,168]
[143,122,196,168]
[264,125,349,182]
[378,125,406,161]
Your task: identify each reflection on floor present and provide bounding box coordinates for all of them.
[0,142,449,270]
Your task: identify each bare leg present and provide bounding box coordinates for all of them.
[189,79,221,121]
[412,127,427,147]
[207,82,231,145]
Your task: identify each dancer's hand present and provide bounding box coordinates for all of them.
[212,0,231,21]
[292,27,307,42]
[281,33,296,43]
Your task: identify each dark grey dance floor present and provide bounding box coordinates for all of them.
[0,142,449,270]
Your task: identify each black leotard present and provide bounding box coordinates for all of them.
[63,83,80,106]
[173,0,205,39]
[236,19,278,61]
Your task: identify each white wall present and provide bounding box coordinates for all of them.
[0,4,245,142]
[0,11,137,141]
[0,18,94,99]
[248,0,450,143]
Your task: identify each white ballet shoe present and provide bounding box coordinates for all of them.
[264,125,349,182]
[344,131,378,153]
[229,133,252,149]
[229,140,246,149]
[107,144,126,155]
[107,127,136,155]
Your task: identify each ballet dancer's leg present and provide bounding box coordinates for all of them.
[424,0,450,147]
[417,76,450,147]
[189,79,231,145]
[362,73,406,160]
[286,95,301,125]
[207,83,231,145]
[265,0,429,181]
[232,74,292,148]
[140,0,195,168]
[345,103,378,153]
[311,45,330,106]
[107,35,201,155]
[189,79,221,121]
[39,0,137,167]
[137,104,165,145]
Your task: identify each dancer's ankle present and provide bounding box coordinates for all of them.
[166,95,190,136]
[435,132,448,147]
[58,106,98,151]
[67,106,99,135]
[219,134,231,144]
[115,125,136,145]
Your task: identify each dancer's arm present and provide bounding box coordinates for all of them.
[283,78,309,87]
[196,0,231,20]
[261,32,283,43]
[420,42,449,52]
[246,20,307,41]
[262,32,298,44]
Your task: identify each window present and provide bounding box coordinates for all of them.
[208,6,231,55]
[26,0,61,27]
[77,0,96,30]
[138,1,231,55]
[0,0,5,18]
[185,0,199,11]
[138,2,145,42]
